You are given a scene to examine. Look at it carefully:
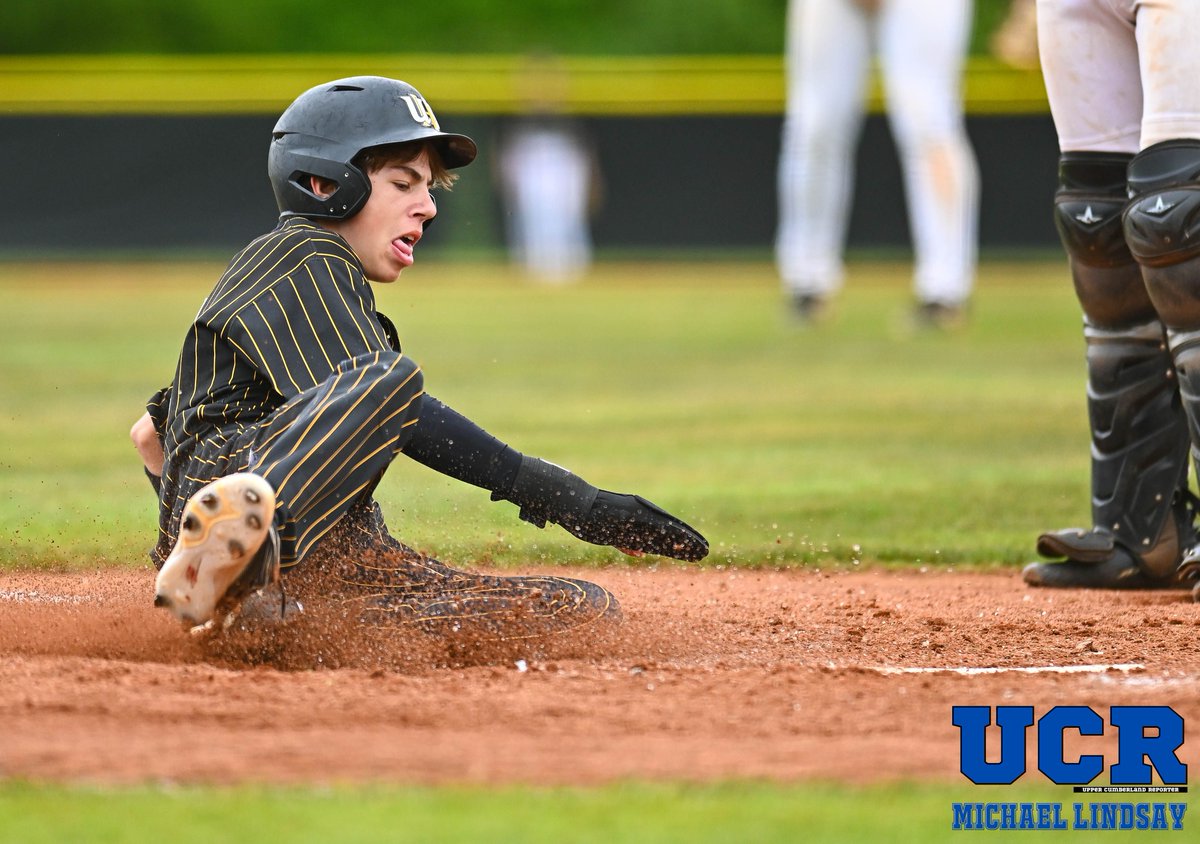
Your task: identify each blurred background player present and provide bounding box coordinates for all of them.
[137,76,708,635]
[1023,1,1200,600]
[495,53,601,284]
[990,0,1039,70]
[775,0,979,327]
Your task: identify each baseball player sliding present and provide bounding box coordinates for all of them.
[1024,1,1200,601]
[132,76,708,636]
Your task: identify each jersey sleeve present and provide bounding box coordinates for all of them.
[224,251,394,399]
[146,385,171,434]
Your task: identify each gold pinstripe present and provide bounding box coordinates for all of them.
[287,479,376,555]
[188,324,201,409]
[227,347,238,387]
[287,276,335,372]
[286,409,420,536]
[274,298,319,387]
[253,361,378,466]
[261,362,424,504]
[270,472,390,570]
[207,237,319,326]
[302,260,355,361]
[327,410,422,479]
[248,302,302,396]
[206,337,218,401]
[282,398,420,498]
[322,258,379,354]
[229,324,277,393]
[258,384,403,501]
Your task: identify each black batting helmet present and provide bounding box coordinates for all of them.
[268,76,477,220]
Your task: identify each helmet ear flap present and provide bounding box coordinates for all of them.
[287,171,354,215]
[270,150,371,220]
[288,171,333,202]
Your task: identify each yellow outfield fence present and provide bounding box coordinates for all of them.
[0,54,1048,116]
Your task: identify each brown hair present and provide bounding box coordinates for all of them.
[353,140,457,190]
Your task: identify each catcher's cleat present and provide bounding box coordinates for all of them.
[1022,547,1169,589]
[1024,484,1200,590]
[1023,522,1190,590]
[1179,547,1200,602]
[154,473,280,626]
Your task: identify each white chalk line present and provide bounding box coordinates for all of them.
[864,663,1144,676]
[0,589,92,605]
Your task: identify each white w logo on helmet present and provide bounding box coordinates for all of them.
[400,94,440,130]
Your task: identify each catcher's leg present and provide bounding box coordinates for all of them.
[1024,151,1193,589]
[1123,139,1200,598]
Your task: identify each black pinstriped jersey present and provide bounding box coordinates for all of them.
[146,216,412,563]
[155,217,399,459]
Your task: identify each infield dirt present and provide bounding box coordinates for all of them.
[1,566,1198,786]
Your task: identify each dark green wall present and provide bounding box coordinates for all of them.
[0,111,1059,258]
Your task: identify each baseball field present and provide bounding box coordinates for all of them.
[1,258,1197,841]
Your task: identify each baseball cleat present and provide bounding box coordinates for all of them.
[1179,548,1200,602]
[912,300,968,332]
[788,291,830,325]
[154,473,278,626]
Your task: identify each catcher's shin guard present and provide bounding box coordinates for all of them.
[1123,140,1200,332]
[1123,139,1200,586]
[1025,152,1194,588]
[1024,320,1193,587]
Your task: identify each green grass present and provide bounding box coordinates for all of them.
[2,780,1188,844]
[0,257,1090,571]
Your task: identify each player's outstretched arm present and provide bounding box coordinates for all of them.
[491,456,709,562]
[403,396,707,561]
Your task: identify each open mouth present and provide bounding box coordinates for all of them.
[394,235,417,265]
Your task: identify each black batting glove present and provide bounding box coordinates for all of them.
[491,456,709,562]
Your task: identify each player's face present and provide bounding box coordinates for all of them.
[330,151,438,283]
